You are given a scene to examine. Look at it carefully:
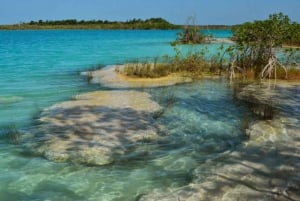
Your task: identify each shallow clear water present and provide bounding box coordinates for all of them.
[1,80,251,201]
[0,29,282,201]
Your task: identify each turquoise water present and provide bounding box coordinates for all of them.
[0,30,255,201]
[0,30,231,128]
[0,30,176,128]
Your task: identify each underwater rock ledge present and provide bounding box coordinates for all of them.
[140,81,300,201]
[25,90,163,165]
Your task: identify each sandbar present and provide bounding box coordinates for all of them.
[83,65,193,88]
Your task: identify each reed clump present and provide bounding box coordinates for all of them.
[117,49,223,79]
[121,61,170,78]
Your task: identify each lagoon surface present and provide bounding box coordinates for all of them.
[0,30,299,201]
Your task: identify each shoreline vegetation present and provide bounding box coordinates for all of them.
[0,18,231,30]
[113,13,300,81]
[113,46,300,82]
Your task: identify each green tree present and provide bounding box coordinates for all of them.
[287,22,300,46]
[232,12,292,75]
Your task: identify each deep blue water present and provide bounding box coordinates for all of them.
[0,30,256,201]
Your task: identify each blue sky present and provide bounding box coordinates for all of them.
[0,0,299,25]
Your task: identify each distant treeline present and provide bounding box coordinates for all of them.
[0,18,233,30]
[0,18,181,30]
[199,25,232,30]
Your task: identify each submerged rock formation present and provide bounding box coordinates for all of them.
[140,82,300,201]
[25,90,163,165]
[22,79,300,200]
[140,116,300,201]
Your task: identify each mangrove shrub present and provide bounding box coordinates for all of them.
[232,13,294,75]
[173,16,206,45]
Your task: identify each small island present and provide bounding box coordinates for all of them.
[0,17,232,30]
[0,18,181,30]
